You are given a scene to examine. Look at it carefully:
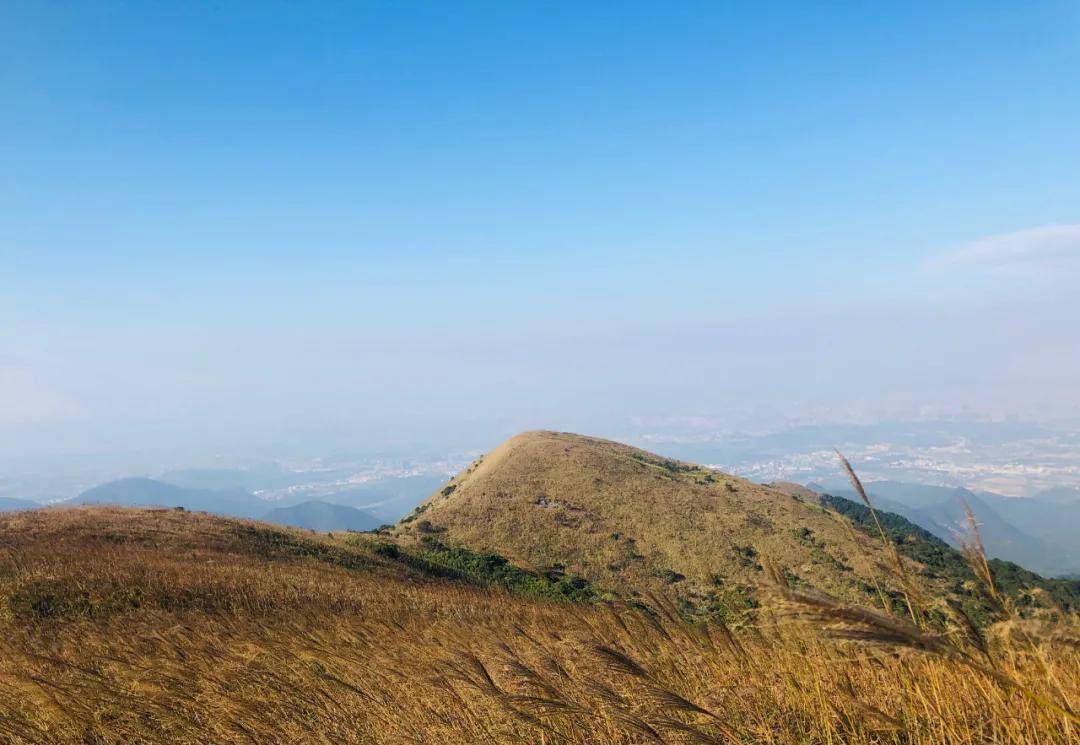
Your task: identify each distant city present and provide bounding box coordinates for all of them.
[631,417,1080,497]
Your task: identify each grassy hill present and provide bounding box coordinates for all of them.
[397,431,1075,621]
[0,504,1076,743]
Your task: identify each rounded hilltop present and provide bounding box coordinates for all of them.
[396,430,941,610]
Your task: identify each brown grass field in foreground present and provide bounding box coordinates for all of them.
[0,506,1076,744]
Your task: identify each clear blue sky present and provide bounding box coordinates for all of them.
[3,1,1079,459]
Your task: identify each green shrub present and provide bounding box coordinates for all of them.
[821,493,1080,622]
[370,539,596,603]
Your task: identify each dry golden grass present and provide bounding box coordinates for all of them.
[399,431,984,612]
[0,506,1076,744]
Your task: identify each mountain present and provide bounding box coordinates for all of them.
[812,480,974,511]
[262,500,383,532]
[815,480,1079,577]
[160,467,447,522]
[0,497,41,512]
[70,477,268,518]
[1032,486,1080,504]
[978,492,1080,572]
[68,473,451,530]
[815,491,1080,615]
[396,431,1020,613]
[915,491,1067,575]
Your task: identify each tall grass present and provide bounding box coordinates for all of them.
[0,506,1075,743]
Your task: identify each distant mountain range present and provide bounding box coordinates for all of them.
[73,477,267,518]
[1,462,1075,578]
[0,475,436,533]
[157,469,446,523]
[808,480,1080,577]
[0,497,41,511]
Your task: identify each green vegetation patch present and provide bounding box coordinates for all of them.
[399,502,429,524]
[732,544,763,571]
[790,526,852,572]
[368,538,596,603]
[820,493,1080,619]
[701,583,760,625]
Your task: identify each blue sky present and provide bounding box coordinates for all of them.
[3,2,1080,459]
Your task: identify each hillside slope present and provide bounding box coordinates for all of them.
[817,492,1080,619]
[398,431,958,611]
[0,507,605,743]
[0,506,1075,743]
[818,480,1074,576]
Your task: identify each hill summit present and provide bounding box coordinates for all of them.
[397,431,941,612]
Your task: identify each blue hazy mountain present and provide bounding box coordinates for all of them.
[69,476,412,531]
[1030,486,1080,504]
[976,490,1080,573]
[0,497,42,512]
[261,500,382,532]
[159,468,445,522]
[70,478,268,518]
[809,480,1078,577]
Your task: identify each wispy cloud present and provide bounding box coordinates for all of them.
[931,224,1080,275]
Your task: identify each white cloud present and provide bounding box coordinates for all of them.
[932,224,1080,275]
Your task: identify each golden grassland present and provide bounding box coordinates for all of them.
[0,506,1076,744]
